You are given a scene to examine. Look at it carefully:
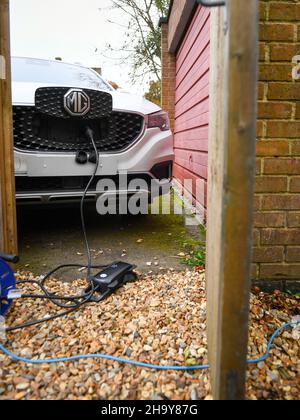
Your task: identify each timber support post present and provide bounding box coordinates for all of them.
[206,0,259,400]
[0,0,18,255]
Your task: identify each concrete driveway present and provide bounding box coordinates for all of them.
[16,202,201,279]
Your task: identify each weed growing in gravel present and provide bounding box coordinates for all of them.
[182,248,206,269]
[286,290,300,299]
[181,225,206,269]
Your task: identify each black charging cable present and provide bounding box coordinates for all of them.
[81,127,99,281]
[6,127,107,331]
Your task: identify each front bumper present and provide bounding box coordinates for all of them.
[15,128,174,203]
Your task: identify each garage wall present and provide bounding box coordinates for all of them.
[173,5,210,216]
[161,2,210,219]
[161,0,300,283]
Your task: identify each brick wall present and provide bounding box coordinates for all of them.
[254,0,300,281]
[161,22,176,131]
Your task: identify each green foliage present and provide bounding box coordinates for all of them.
[286,290,300,299]
[182,248,206,269]
[181,225,207,268]
[145,80,161,105]
[107,0,171,83]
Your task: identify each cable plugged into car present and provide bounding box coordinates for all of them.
[75,150,88,165]
[0,123,138,331]
[75,126,100,165]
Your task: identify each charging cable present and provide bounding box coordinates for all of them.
[4,127,106,332]
[0,320,299,371]
[2,130,299,372]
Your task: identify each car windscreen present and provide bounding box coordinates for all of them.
[12,58,113,92]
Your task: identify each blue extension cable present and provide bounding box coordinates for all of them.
[0,320,299,371]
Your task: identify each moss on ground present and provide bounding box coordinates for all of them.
[16,199,205,275]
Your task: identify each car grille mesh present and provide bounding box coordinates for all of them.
[35,87,113,119]
[13,106,144,153]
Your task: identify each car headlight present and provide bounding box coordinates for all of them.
[147,111,170,132]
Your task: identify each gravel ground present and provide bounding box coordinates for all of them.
[0,270,299,400]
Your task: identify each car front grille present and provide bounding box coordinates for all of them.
[35,87,113,120]
[13,106,144,153]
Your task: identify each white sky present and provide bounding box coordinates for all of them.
[10,0,147,94]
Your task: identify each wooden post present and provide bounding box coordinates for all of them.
[206,0,259,400]
[0,0,17,255]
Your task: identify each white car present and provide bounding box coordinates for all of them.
[11,57,174,204]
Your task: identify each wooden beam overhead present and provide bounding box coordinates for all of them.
[206,0,259,400]
[168,0,197,54]
[0,0,18,255]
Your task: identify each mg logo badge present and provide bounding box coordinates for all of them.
[64,89,91,116]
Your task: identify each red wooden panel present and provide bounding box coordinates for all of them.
[175,149,208,165]
[175,157,208,181]
[176,7,203,64]
[176,50,210,99]
[174,163,208,207]
[175,151,209,165]
[176,22,210,89]
[176,7,210,72]
[175,111,209,134]
[174,127,209,152]
[174,126,209,141]
[174,5,210,212]
[175,99,209,132]
[174,139,209,153]
[175,68,209,115]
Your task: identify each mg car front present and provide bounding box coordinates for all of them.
[11,57,174,205]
